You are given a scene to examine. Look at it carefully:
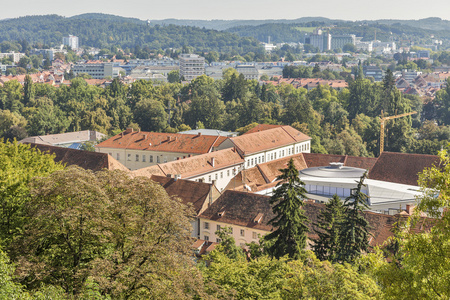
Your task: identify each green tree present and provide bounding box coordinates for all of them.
[215,227,245,260]
[0,141,64,249]
[167,70,180,83]
[336,172,370,263]
[312,194,344,262]
[133,98,168,132]
[264,158,309,259]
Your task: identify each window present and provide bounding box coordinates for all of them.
[164,157,167,163]
[108,152,112,156]
[150,155,153,163]
[204,222,209,230]
[135,154,139,161]
[215,173,218,180]
[274,152,277,159]
[262,156,265,163]
[204,235,209,241]
[142,155,146,162]
[227,170,230,177]
[216,238,222,243]
[220,172,223,179]
[252,232,258,239]
[240,229,245,237]
[217,224,221,231]
[157,156,160,163]
[127,154,131,161]
[116,153,120,160]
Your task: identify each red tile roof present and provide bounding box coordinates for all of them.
[149,175,216,215]
[27,143,128,171]
[257,153,308,183]
[131,148,244,179]
[230,126,311,155]
[96,129,225,155]
[369,152,440,186]
[243,124,283,135]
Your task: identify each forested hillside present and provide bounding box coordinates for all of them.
[0,14,264,55]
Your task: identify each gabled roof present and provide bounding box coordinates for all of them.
[149,175,216,215]
[257,153,308,183]
[131,148,244,179]
[230,126,311,155]
[96,129,226,155]
[27,143,128,171]
[369,152,440,186]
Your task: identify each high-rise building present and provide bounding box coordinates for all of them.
[304,29,331,52]
[179,54,205,81]
[331,35,356,51]
[63,35,79,50]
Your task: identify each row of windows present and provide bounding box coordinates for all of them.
[245,143,310,169]
[113,153,191,164]
[196,168,236,183]
[203,222,259,239]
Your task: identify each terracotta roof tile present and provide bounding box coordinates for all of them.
[96,129,223,155]
[27,143,128,171]
[302,153,346,168]
[257,153,308,183]
[131,148,243,179]
[243,124,283,135]
[230,126,311,155]
[149,175,213,215]
[369,152,440,186]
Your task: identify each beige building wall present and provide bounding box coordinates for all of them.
[198,218,269,246]
[96,147,195,170]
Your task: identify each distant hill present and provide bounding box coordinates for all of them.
[366,17,450,32]
[0,14,264,55]
[149,17,338,31]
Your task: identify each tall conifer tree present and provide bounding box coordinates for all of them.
[336,172,371,263]
[265,158,309,259]
[312,194,344,262]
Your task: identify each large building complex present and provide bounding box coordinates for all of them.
[179,54,205,81]
[62,35,79,50]
[72,62,119,79]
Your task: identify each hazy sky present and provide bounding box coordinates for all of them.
[1,0,449,21]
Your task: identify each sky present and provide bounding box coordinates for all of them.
[1,0,449,21]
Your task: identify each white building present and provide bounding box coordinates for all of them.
[0,52,25,63]
[179,54,205,81]
[235,64,259,80]
[72,63,119,79]
[63,35,79,50]
[217,125,311,170]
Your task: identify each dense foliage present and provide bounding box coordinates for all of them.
[2,70,450,156]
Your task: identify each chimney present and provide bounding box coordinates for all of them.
[125,128,133,134]
[174,174,181,181]
[166,174,172,178]
[197,132,202,136]
[211,157,215,167]
[144,134,147,139]
[406,204,414,215]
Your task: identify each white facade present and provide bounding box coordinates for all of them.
[72,63,117,79]
[179,54,205,81]
[235,64,259,80]
[189,163,243,192]
[0,52,25,63]
[63,35,79,50]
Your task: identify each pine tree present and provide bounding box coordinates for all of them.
[336,172,370,263]
[264,158,309,259]
[312,194,344,262]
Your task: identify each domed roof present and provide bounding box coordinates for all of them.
[300,162,366,178]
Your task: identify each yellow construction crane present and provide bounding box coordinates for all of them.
[379,111,417,155]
